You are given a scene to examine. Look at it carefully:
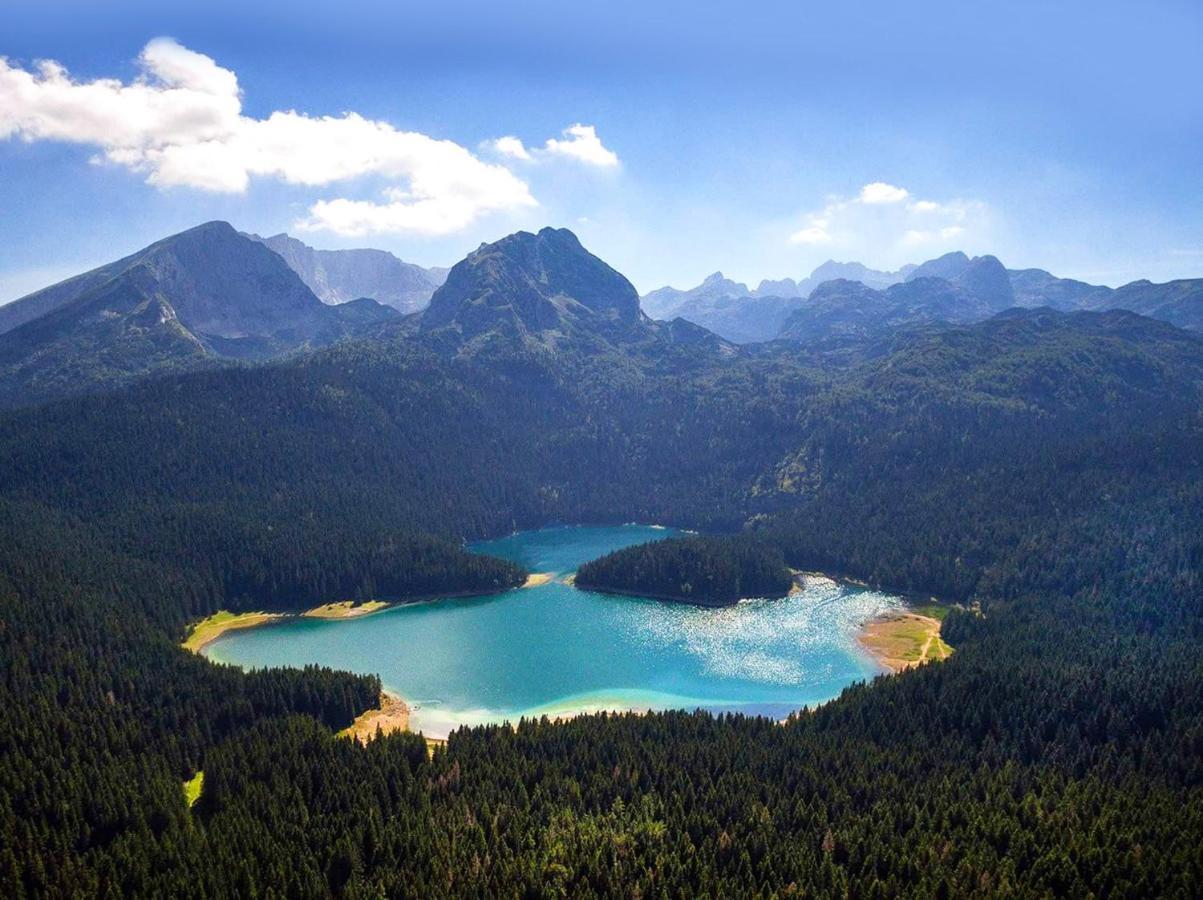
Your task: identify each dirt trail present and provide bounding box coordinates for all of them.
[916,627,937,663]
[859,613,948,672]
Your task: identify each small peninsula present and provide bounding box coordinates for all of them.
[181,556,528,654]
[575,535,793,607]
[860,607,954,672]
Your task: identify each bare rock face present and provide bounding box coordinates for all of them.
[251,232,446,313]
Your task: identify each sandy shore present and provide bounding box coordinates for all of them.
[182,602,389,653]
[858,611,952,672]
[182,585,520,655]
[340,691,411,744]
[523,572,555,588]
[303,600,390,620]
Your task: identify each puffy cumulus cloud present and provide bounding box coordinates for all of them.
[0,39,241,155]
[483,124,620,168]
[543,124,619,167]
[0,39,537,235]
[300,161,537,236]
[859,181,909,204]
[487,135,533,161]
[789,183,984,257]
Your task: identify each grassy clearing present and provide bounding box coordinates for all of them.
[183,771,204,807]
[181,610,283,654]
[303,600,389,619]
[910,602,952,622]
[859,612,954,672]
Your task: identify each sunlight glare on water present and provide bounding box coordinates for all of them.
[206,526,902,737]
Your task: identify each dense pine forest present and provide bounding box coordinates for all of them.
[576,535,793,605]
[1,299,1202,896]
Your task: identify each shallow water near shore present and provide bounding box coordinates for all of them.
[205,525,902,737]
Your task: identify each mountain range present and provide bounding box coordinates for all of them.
[640,260,916,341]
[645,250,1203,343]
[0,221,1199,409]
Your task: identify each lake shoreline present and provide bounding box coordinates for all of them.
[183,582,525,655]
[858,610,952,673]
[340,690,411,743]
[192,526,911,742]
[182,611,287,654]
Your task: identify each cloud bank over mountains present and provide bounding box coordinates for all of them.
[789,181,987,261]
[0,38,618,237]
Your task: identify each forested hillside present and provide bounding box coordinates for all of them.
[1,229,1202,895]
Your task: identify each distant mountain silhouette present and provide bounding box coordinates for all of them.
[800,260,914,294]
[1008,268,1111,309]
[632,248,1199,346]
[905,250,972,282]
[641,272,752,319]
[640,260,912,342]
[777,252,1202,345]
[247,232,446,313]
[781,262,1026,346]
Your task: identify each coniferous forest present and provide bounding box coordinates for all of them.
[4,1,1203,891]
[576,535,793,605]
[1,299,1202,896]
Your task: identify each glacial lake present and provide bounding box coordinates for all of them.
[205,525,903,737]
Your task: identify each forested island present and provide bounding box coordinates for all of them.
[575,535,794,606]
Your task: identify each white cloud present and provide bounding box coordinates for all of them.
[487,135,532,161]
[859,182,909,204]
[787,183,985,258]
[543,124,619,167]
[788,224,832,245]
[0,39,537,235]
[483,123,620,169]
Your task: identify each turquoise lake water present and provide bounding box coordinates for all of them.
[204,525,902,737]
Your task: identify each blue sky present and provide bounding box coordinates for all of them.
[1,0,1201,300]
